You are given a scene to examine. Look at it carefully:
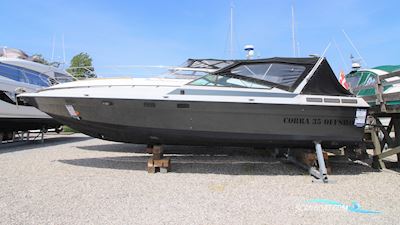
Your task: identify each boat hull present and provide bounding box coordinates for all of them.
[0,117,61,132]
[25,96,366,148]
[0,100,62,133]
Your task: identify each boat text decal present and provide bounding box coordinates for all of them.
[283,117,353,126]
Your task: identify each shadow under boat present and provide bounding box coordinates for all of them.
[60,142,380,176]
[77,143,277,156]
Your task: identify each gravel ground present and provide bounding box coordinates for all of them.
[0,133,399,225]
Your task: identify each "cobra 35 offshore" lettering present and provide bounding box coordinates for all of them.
[283,117,353,126]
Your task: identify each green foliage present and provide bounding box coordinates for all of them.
[32,54,50,65]
[67,52,96,79]
[62,126,78,133]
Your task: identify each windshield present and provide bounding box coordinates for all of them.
[189,62,307,90]
[347,71,376,89]
[230,63,306,87]
[346,76,361,89]
[0,63,51,87]
[189,74,271,89]
[54,72,74,83]
[184,59,234,70]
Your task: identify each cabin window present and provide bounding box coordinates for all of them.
[0,63,27,83]
[364,74,376,86]
[347,71,376,89]
[346,76,361,89]
[25,70,51,87]
[230,63,305,87]
[54,72,73,83]
[215,75,271,88]
[0,63,51,87]
[189,74,218,86]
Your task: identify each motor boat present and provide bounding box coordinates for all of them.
[346,64,400,106]
[0,47,74,139]
[21,57,369,149]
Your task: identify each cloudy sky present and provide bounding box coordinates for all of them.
[1,0,399,76]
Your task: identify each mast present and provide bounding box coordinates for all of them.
[51,35,55,62]
[297,41,300,56]
[291,5,296,57]
[229,2,234,59]
[62,34,66,66]
[333,38,348,70]
[342,29,367,67]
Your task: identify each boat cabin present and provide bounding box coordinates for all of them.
[189,57,351,95]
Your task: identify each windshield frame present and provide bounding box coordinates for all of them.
[188,60,314,92]
[188,73,274,89]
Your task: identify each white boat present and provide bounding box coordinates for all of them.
[21,56,369,149]
[0,47,74,138]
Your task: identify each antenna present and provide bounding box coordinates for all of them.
[291,5,296,57]
[51,35,55,62]
[62,34,66,65]
[342,29,368,67]
[297,41,301,56]
[333,38,348,70]
[229,2,234,59]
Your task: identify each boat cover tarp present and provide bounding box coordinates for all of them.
[302,59,352,96]
[215,57,352,96]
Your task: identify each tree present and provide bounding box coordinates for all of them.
[32,54,50,65]
[67,52,96,79]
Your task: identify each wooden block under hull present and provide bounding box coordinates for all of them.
[291,151,332,175]
[147,157,171,173]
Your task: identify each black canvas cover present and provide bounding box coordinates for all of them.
[214,57,352,96]
[301,59,352,96]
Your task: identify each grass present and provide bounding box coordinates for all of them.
[62,126,78,133]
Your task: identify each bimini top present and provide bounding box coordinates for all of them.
[207,57,351,96]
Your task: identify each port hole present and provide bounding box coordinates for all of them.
[102,101,113,106]
[177,103,190,108]
[144,102,156,108]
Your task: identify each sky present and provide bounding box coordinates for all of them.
[1,0,399,77]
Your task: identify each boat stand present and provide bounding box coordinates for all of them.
[287,142,330,183]
[366,115,400,169]
[313,142,329,183]
[1,128,46,144]
[147,145,171,173]
[13,131,30,142]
